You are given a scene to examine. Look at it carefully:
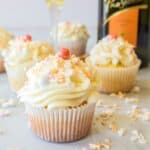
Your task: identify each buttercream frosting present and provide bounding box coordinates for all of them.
[88,35,139,67]
[3,37,54,66]
[58,22,89,40]
[19,54,99,109]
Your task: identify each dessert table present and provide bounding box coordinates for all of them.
[0,67,150,150]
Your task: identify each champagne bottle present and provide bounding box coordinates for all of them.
[98,0,150,67]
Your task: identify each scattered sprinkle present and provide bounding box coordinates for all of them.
[117,128,127,136]
[89,139,111,150]
[128,106,142,121]
[110,92,126,98]
[131,130,147,144]
[109,123,118,132]
[132,86,140,93]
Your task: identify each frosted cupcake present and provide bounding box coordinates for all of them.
[3,35,54,91]
[57,22,89,56]
[19,49,99,142]
[87,35,140,93]
[0,28,13,72]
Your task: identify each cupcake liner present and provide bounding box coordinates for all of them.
[96,62,140,93]
[25,103,96,143]
[4,62,32,91]
[0,58,5,73]
[58,38,88,56]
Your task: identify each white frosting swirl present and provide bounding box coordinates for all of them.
[19,55,98,109]
[58,22,89,40]
[88,35,139,67]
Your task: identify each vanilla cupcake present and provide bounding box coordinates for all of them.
[0,28,13,72]
[57,22,89,56]
[87,35,140,93]
[19,49,99,142]
[3,35,54,91]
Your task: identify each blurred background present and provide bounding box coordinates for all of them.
[0,0,98,50]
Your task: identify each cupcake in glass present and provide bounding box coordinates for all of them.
[57,22,89,56]
[0,28,13,73]
[19,48,99,143]
[3,35,54,91]
[87,35,141,93]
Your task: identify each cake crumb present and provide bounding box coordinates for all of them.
[132,86,140,93]
[142,111,150,121]
[128,105,142,121]
[89,139,111,150]
[110,92,125,98]
[131,130,147,144]
[109,123,118,132]
[117,128,127,136]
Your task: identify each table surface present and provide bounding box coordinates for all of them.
[0,67,150,150]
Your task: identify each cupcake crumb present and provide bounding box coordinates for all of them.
[110,92,126,98]
[131,130,147,144]
[89,138,111,150]
[117,128,127,136]
[132,86,140,93]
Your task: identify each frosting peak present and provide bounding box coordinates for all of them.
[58,22,89,40]
[89,35,139,67]
[3,36,54,65]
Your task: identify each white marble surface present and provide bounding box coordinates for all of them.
[0,67,150,150]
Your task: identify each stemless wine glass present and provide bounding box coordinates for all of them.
[45,0,64,51]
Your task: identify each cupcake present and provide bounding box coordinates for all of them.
[0,28,13,73]
[19,49,99,143]
[3,35,54,91]
[87,35,141,93]
[57,22,89,56]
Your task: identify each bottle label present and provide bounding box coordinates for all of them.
[109,9,139,46]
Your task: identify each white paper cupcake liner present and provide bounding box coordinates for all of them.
[58,38,88,56]
[4,62,33,91]
[25,103,96,143]
[96,62,140,93]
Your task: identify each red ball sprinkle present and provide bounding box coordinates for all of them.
[58,48,71,59]
[23,34,32,42]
